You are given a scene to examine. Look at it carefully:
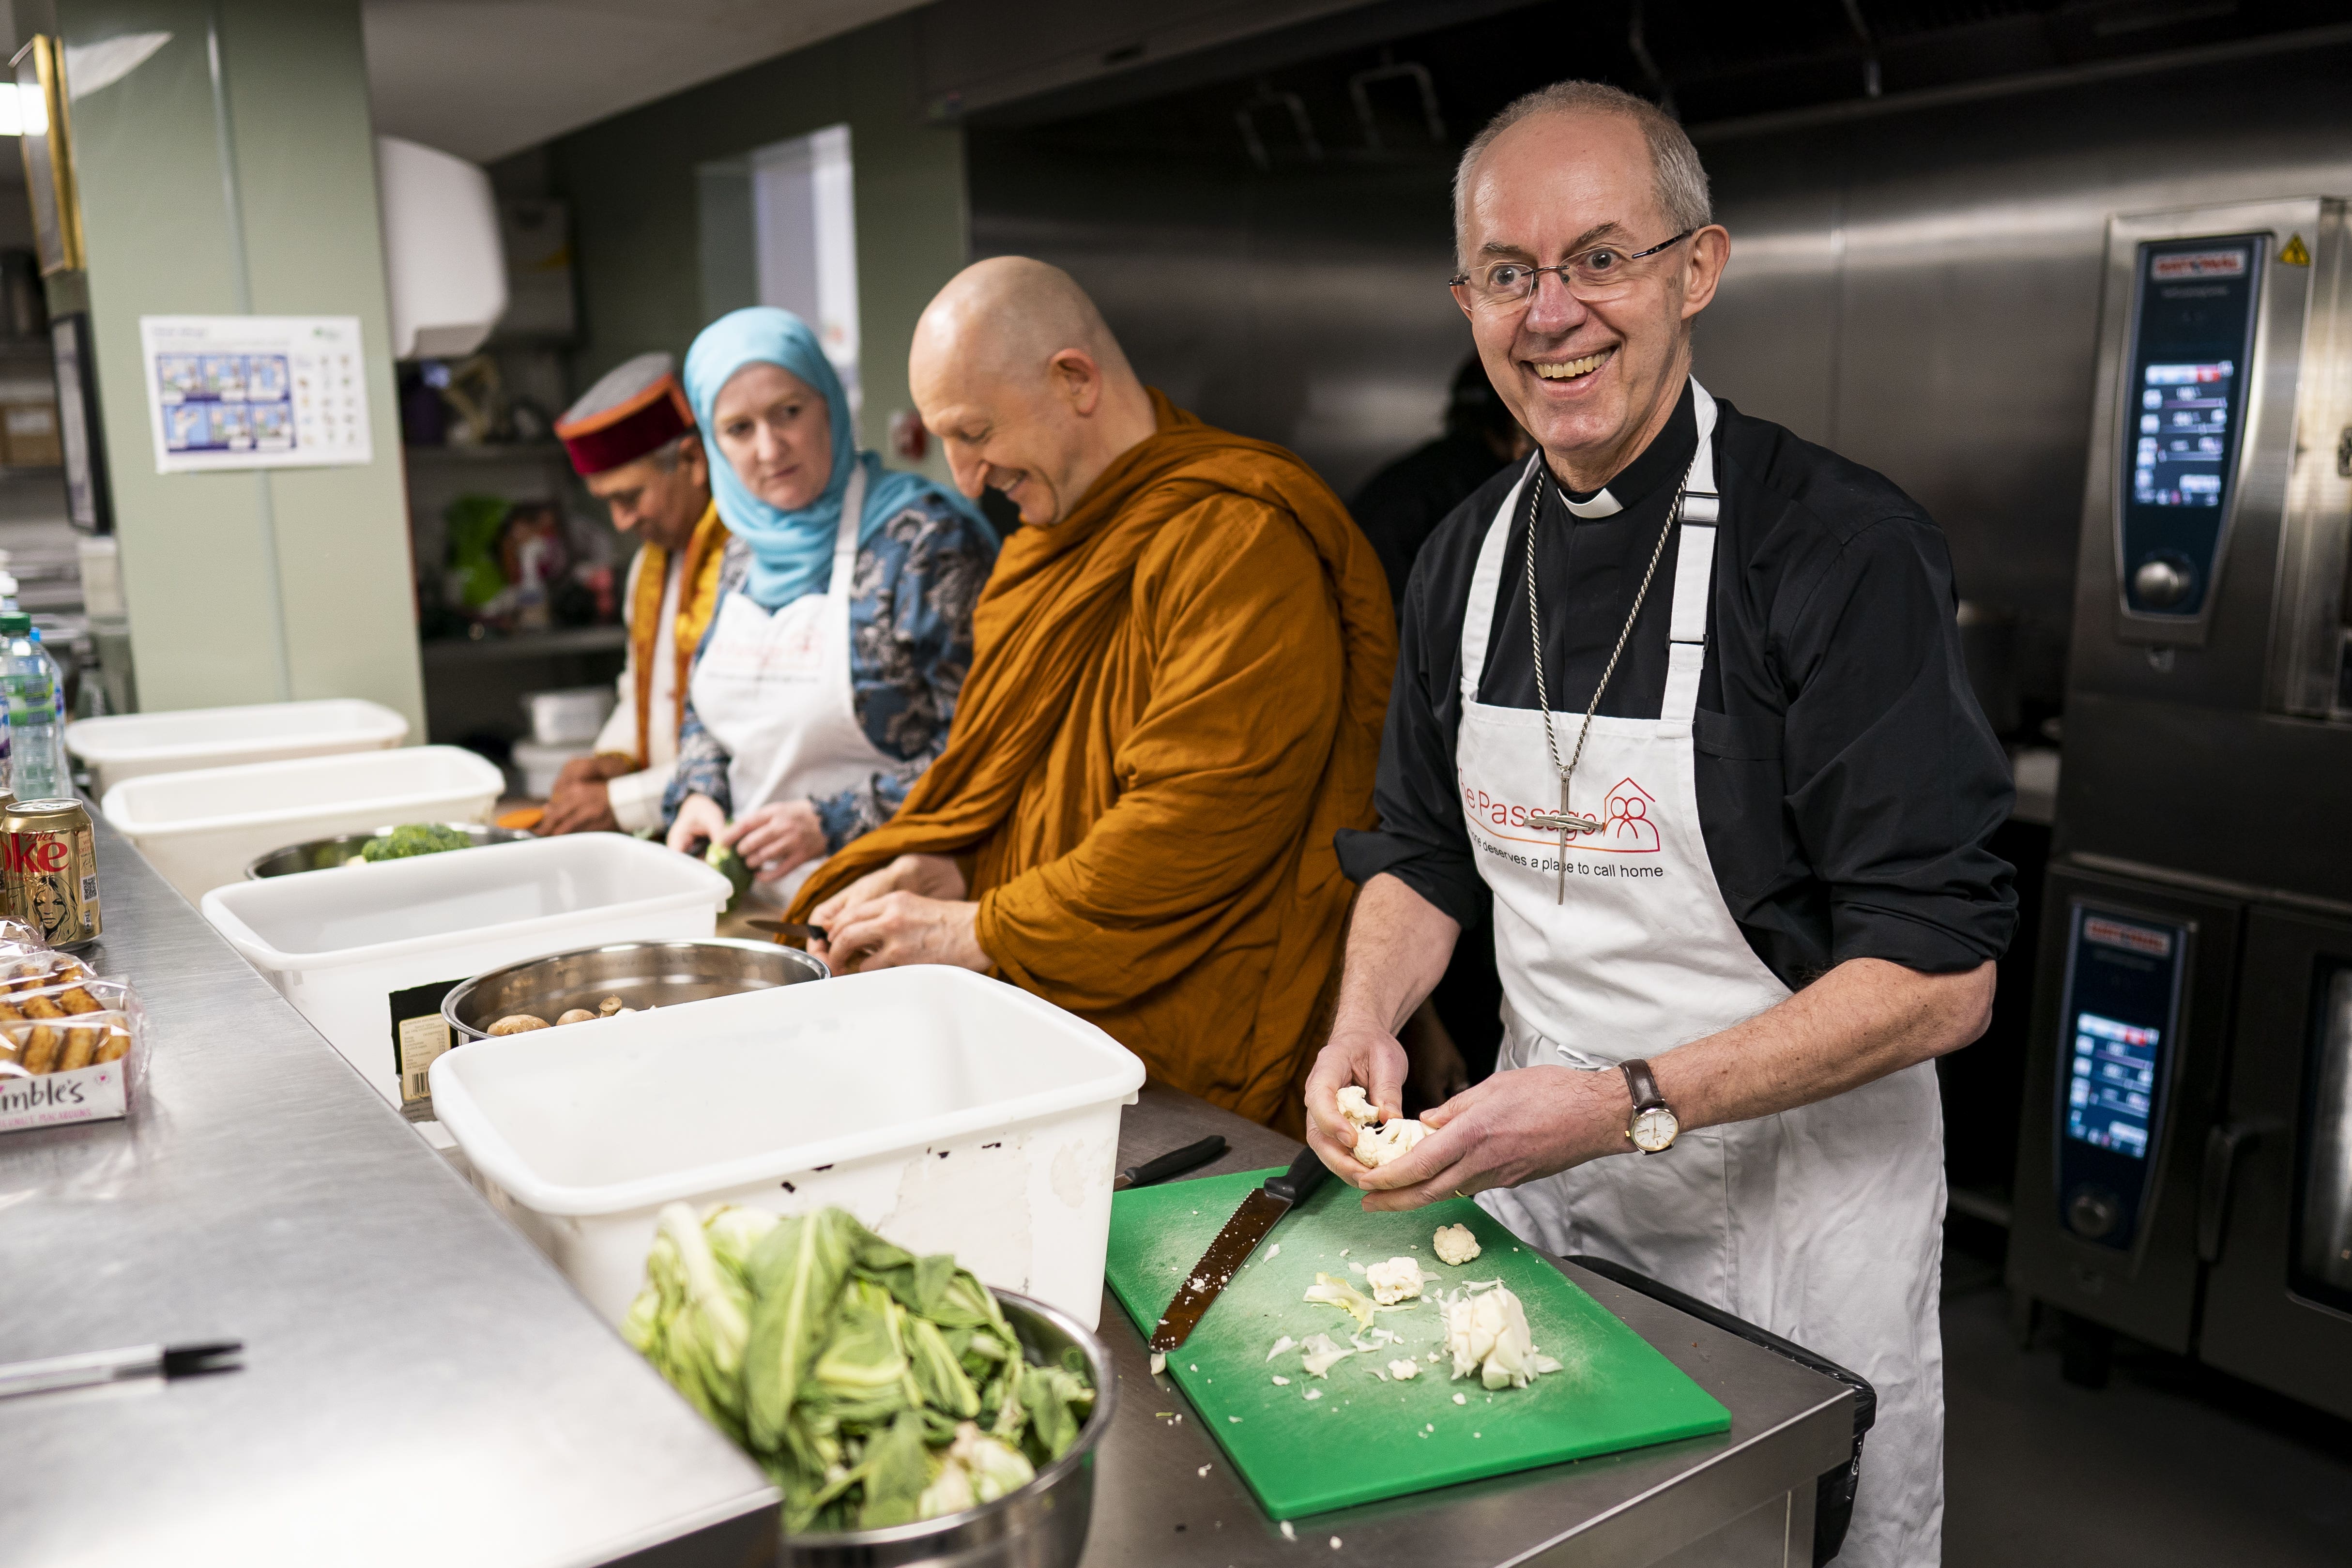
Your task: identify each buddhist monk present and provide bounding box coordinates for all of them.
[794,258,1394,1130]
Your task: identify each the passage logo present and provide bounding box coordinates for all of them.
[1461,775,1662,854]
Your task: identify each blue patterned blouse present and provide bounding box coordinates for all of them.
[661,492,997,850]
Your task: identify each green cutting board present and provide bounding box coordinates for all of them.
[1106,1167,1731,1520]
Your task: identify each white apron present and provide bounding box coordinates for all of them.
[690,469,897,906]
[1458,383,1946,1568]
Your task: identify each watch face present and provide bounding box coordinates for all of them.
[1631,1105,1680,1153]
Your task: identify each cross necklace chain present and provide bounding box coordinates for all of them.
[1523,463,1685,903]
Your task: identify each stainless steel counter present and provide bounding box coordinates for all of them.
[1099,1093,1859,1568]
[2,809,1849,1568]
[0,813,777,1567]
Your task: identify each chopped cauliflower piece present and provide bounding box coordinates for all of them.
[1298,1333,1354,1378]
[1304,1272,1379,1328]
[1453,1392,1468,1404]
[1432,1223,1482,1266]
[1364,1255,1430,1306]
[1149,1352,1166,1376]
[1266,1335,1297,1361]
[1337,1084,1433,1167]
[1304,1388,1324,1401]
[1389,1358,1420,1381]
[1354,1117,1431,1168]
[1442,1283,1548,1390]
[1271,1375,1291,1385]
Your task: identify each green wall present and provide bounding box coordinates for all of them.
[549,14,967,483]
[59,0,424,730]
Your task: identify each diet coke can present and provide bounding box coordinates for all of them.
[2,797,100,947]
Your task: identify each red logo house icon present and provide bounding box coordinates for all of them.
[1602,777,1660,853]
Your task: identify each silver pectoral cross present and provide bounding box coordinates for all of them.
[1525,771,1602,903]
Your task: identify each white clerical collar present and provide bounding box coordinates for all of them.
[1562,488,1623,518]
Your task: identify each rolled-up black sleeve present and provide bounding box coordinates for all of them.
[1333,555,1486,929]
[1775,515,2015,974]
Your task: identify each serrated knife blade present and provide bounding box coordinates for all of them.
[1148,1145,1330,1353]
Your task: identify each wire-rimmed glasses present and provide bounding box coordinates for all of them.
[1449,228,1696,309]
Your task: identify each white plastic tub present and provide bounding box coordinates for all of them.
[429,967,1146,1330]
[511,737,591,798]
[65,698,409,793]
[101,745,504,903]
[524,686,614,746]
[203,833,731,1109]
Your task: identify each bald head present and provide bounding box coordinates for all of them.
[915,256,1135,387]
[910,257,1157,526]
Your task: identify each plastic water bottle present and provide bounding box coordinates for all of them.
[1,613,65,800]
[30,628,63,733]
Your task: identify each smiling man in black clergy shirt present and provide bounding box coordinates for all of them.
[1306,81,2015,1568]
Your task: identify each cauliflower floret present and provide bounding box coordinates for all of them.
[1336,1086,1432,1166]
[1443,1284,1543,1389]
[1354,1117,1432,1168]
[1432,1223,1482,1266]
[1363,1255,1431,1306]
[1388,1358,1420,1381]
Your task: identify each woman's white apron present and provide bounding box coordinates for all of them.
[1456,382,1946,1568]
[690,468,896,906]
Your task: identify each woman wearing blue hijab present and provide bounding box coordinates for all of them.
[661,307,997,902]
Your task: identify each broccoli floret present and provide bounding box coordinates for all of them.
[361,823,475,862]
[705,841,753,910]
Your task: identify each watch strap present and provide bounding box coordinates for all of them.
[1621,1058,1663,1112]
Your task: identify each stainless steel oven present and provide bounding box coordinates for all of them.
[2009,198,2352,1418]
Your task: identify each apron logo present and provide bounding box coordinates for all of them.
[1600,777,1659,852]
[1460,774,1661,854]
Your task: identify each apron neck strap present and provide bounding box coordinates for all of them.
[1660,381,1719,725]
[830,464,867,588]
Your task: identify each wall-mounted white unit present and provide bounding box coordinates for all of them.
[376,135,507,361]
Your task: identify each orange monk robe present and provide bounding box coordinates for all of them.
[793,394,1395,1129]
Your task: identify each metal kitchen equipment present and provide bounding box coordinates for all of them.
[440,937,827,1042]
[2009,198,2352,1419]
[777,1289,1113,1568]
[244,822,533,879]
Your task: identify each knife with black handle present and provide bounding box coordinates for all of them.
[1148,1144,1330,1353]
[1114,1134,1227,1191]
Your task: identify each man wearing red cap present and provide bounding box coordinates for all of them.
[540,352,729,835]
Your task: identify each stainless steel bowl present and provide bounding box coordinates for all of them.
[778,1289,1115,1568]
[441,937,828,1041]
[244,822,534,879]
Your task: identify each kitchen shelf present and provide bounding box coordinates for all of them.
[419,624,625,667]
[403,441,568,466]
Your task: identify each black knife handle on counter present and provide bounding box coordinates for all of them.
[1114,1135,1228,1190]
[1266,1143,1332,1204]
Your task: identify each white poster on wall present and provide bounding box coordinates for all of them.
[137,315,372,473]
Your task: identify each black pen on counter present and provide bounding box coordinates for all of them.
[0,1340,243,1401]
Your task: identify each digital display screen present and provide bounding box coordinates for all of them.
[2118,236,2264,617]
[2135,360,2235,507]
[2067,1012,2158,1157]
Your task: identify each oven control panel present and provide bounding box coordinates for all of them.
[2116,236,2264,623]
[2055,904,2190,1251]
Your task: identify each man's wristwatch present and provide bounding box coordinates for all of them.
[1620,1059,1680,1154]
